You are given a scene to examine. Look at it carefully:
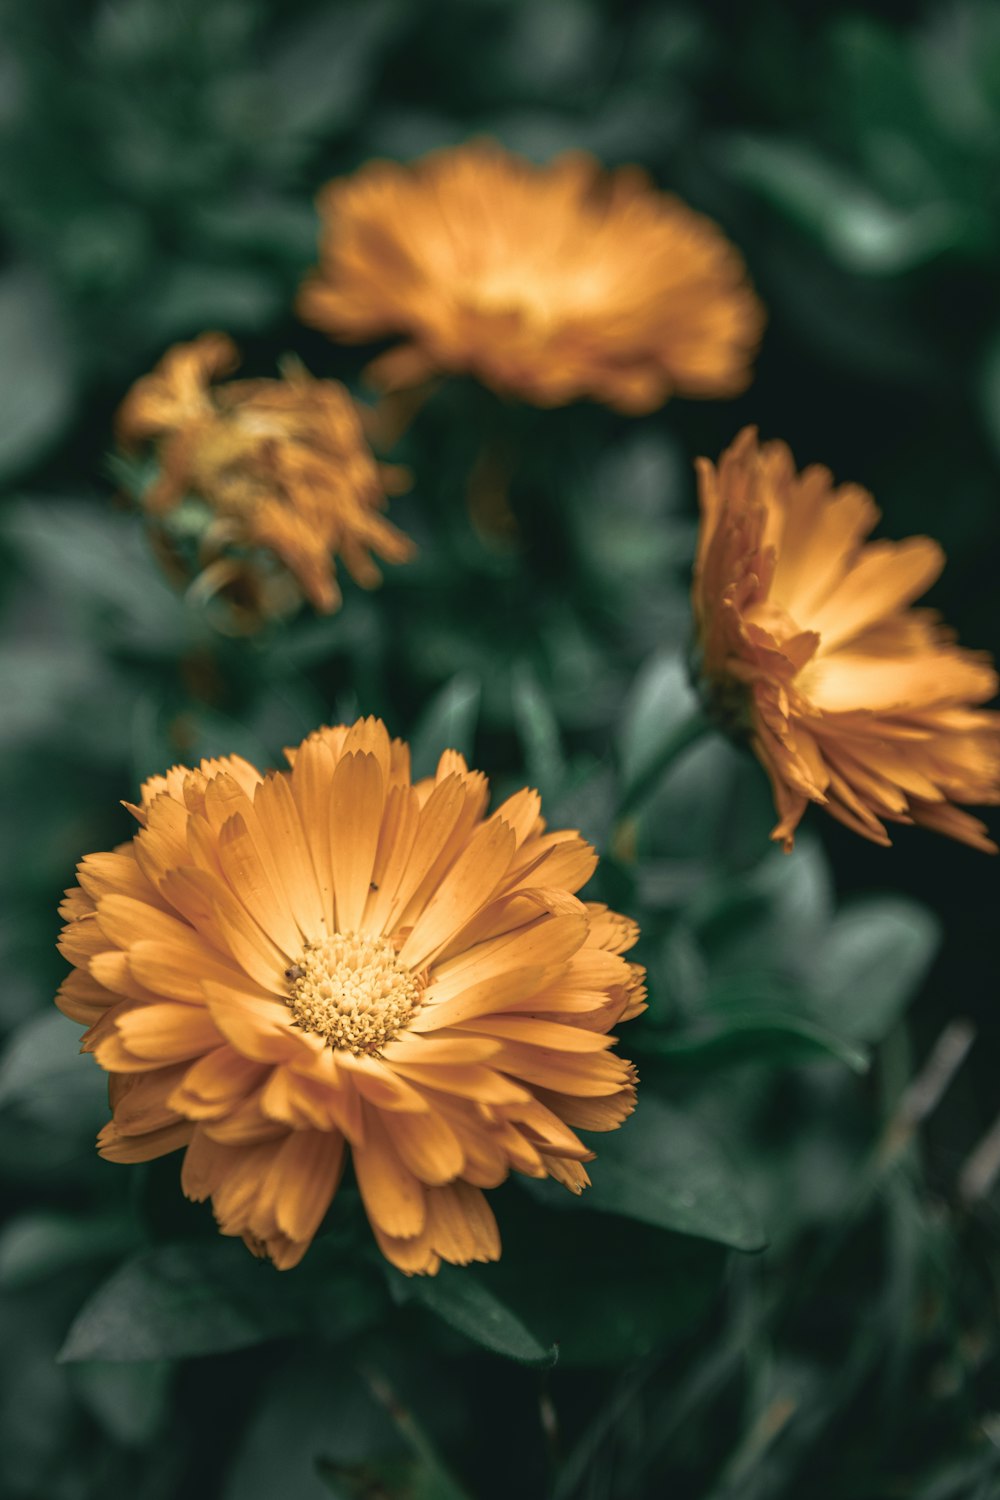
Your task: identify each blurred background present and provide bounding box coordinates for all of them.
[1,1,1000,1496]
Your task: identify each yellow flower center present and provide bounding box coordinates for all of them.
[285,933,423,1055]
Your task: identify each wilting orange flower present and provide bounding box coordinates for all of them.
[116,333,414,623]
[57,719,644,1273]
[297,141,764,414]
[693,427,1000,851]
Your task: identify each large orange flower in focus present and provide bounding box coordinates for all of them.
[57,720,644,1273]
[297,141,764,414]
[693,428,1000,851]
[117,333,414,623]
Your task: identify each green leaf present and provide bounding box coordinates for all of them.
[0,1291,80,1491]
[0,639,133,763]
[510,661,566,801]
[617,650,708,813]
[635,736,757,864]
[224,1352,404,1500]
[548,757,616,850]
[575,432,691,585]
[486,1208,723,1367]
[584,1096,766,1251]
[319,1364,471,1500]
[724,135,963,272]
[59,1242,299,1362]
[692,839,833,981]
[0,1212,139,1290]
[3,500,191,653]
[390,1265,557,1367]
[808,897,940,1042]
[266,0,402,141]
[409,673,481,781]
[69,1359,172,1448]
[61,1237,386,1363]
[0,1012,108,1135]
[639,1010,870,1074]
[143,262,281,342]
[912,1444,1000,1500]
[0,266,75,482]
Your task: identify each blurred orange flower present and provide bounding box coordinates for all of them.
[693,427,1000,851]
[57,718,644,1273]
[117,333,414,625]
[297,141,764,414]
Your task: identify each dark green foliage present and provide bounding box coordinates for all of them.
[1,1,1000,1496]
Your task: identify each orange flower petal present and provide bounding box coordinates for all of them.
[353,1105,427,1238]
[330,751,385,932]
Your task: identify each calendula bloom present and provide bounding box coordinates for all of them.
[57,719,644,1273]
[116,333,414,624]
[693,428,1000,851]
[297,141,764,414]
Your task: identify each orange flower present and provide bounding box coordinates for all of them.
[693,427,1000,851]
[297,141,764,414]
[116,333,414,624]
[57,719,644,1273]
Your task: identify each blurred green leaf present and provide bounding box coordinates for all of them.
[0,1290,81,1497]
[409,672,481,780]
[548,757,616,849]
[642,1010,869,1074]
[266,0,402,141]
[60,1239,381,1362]
[510,660,566,801]
[69,1359,171,1447]
[636,737,758,866]
[693,841,833,982]
[585,1095,765,1250]
[913,1442,1000,1500]
[320,1364,471,1500]
[618,649,708,813]
[0,266,75,482]
[390,1265,557,1367]
[3,500,192,653]
[143,262,282,341]
[0,641,130,758]
[191,193,317,260]
[224,1352,404,1500]
[808,897,940,1043]
[573,430,692,590]
[725,136,964,273]
[0,1012,108,1135]
[619,648,698,786]
[759,234,939,383]
[488,1210,723,1367]
[587,430,686,524]
[60,1241,298,1362]
[0,1212,139,1290]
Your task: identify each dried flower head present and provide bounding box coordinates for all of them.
[116,333,414,626]
[57,718,644,1273]
[297,141,764,414]
[693,427,1000,851]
